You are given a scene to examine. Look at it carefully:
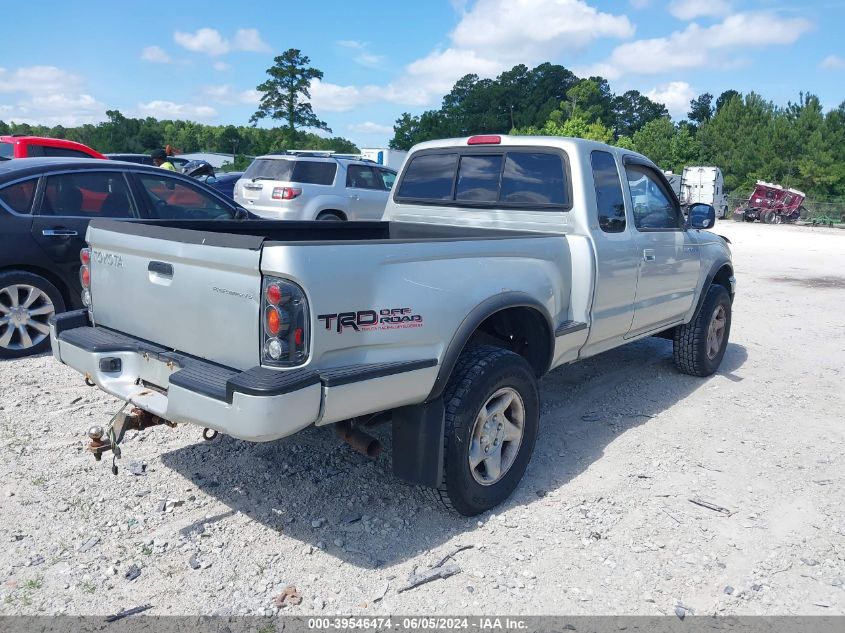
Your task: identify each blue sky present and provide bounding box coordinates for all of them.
[1,0,843,148]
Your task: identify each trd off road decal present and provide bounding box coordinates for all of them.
[317,307,423,333]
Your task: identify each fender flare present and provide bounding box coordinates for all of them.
[426,291,555,401]
[690,261,734,322]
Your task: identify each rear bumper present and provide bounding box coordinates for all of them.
[49,311,437,442]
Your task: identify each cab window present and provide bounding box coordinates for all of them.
[625,165,683,230]
[591,151,626,233]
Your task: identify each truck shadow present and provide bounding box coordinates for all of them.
[161,338,747,569]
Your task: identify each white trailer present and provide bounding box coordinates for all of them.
[360,148,409,171]
[681,166,729,219]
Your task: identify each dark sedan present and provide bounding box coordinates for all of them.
[0,158,251,358]
[200,172,243,199]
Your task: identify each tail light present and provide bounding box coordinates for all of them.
[261,276,308,366]
[79,248,92,307]
[272,187,302,201]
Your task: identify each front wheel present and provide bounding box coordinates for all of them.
[673,285,732,377]
[430,345,539,516]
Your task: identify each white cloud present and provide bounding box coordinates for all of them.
[213,61,232,72]
[669,0,732,20]
[645,81,695,118]
[231,28,271,53]
[313,0,633,112]
[140,45,172,64]
[0,66,105,126]
[200,85,260,105]
[347,121,394,135]
[821,54,845,70]
[137,100,217,119]
[337,40,386,68]
[586,12,814,79]
[174,27,270,57]
[337,40,366,50]
[174,28,229,56]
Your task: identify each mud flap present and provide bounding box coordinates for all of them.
[391,398,445,488]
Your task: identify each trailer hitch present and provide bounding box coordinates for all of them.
[87,405,175,474]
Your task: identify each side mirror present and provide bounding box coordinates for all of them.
[688,203,715,229]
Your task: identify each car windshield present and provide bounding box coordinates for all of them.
[243,158,294,181]
[0,142,13,161]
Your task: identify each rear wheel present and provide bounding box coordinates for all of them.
[430,345,539,516]
[316,211,345,221]
[673,285,731,377]
[0,271,65,359]
[762,210,775,224]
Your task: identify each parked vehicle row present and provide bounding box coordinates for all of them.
[0,158,251,358]
[48,135,734,516]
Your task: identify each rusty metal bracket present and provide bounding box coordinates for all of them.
[87,405,175,471]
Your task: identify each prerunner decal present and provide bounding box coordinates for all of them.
[317,307,423,333]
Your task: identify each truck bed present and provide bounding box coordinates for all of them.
[87,218,550,248]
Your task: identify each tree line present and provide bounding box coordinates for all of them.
[390,64,845,202]
[0,111,357,171]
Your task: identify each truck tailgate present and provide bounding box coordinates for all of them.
[86,221,263,371]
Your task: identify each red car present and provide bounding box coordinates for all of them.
[0,135,106,160]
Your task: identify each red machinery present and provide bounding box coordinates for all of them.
[734,181,807,224]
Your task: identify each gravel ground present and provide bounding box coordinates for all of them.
[0,221,843,617]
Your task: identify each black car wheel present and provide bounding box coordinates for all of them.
[0,271,66,359]
[429,345,539,516]
[673,285,732,377]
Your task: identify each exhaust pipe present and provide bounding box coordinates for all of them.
[335,421,381,459]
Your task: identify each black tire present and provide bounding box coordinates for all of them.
[762,210,775,224]
[673,285,731,377]
[0,270,66,360]
[428,345,539,516]
[316,211,345,221]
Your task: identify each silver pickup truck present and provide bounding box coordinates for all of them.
[50,135,735,516]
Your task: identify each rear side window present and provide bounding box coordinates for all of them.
[397,150,568,208]
[346,165,382,190]
[0,179,38,214]
[0,142,13,160]
[44,147,93,158]
[591,151,626,233]
[291,161,336,185]
[39,172,136,218]
[397,153,458,200]
[456,155,502,202]
[243,159,294,181]
[500,153,566,205]
[27,145,92,159]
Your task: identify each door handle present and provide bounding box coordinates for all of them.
[42,229,78,237]
[643,249,656,262]
[148,261,173,277]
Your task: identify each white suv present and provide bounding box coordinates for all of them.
[234,152,397,221]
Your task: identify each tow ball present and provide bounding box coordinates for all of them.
[87,406,175,474]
